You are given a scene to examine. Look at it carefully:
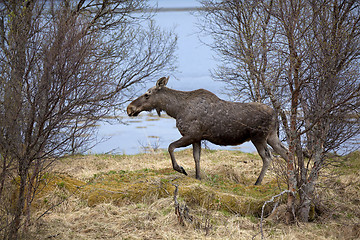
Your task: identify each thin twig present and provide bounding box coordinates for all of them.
[258,189,294,240]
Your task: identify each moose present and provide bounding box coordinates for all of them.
[127,77,288,185]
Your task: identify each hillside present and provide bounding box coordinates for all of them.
[26,150,360,239]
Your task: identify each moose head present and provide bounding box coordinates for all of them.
[127,76,169,117]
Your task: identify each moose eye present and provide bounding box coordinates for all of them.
[144,93,150,99]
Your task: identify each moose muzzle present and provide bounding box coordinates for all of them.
[127,105,139,117]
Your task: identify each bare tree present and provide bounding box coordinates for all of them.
[295,0,360,221]
[0,0,176,239]
[198,0,360,223]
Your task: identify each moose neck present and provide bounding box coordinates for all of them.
[156,87,187,119]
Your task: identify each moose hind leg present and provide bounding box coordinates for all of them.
[168,136,194,176]
[252,140,273,185]
[267,130,288,161]
[193,141,201,180]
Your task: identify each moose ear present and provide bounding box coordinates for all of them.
[156,76,169,89]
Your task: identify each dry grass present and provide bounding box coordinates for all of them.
[21,150,360,239]
[52,150,262,182]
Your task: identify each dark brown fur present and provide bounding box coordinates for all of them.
[127,77,288,185]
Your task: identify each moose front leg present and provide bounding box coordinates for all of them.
[193,141,201,180]
[168,136,194,176]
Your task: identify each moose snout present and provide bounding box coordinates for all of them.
[127,104,138,117]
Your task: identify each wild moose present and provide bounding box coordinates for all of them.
[127,77,288,185]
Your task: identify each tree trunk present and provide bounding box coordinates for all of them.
[286,102,298,224]
[298,183,314,222]
[6,4,31,239]
[298,128,324,222]
[285,147,297,224]
[7,166,27,240]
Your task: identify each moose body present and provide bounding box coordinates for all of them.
[127,77,288,185]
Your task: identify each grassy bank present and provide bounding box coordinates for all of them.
[24,150,359,239]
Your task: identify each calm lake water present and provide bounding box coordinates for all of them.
[89,0,256,155]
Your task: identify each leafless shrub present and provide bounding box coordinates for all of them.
[138,136,161,154]
[0,0,176,239]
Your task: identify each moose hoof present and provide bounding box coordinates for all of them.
[174,166,188,176]
[180,167,188,176]
[254,180,261,185]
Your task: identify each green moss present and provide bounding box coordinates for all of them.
[56,182,65,189]
[333,151,360,175]
[34,171,278,217]
[309,204,316,221]
[246,152,259,158]
[154,168,176,175]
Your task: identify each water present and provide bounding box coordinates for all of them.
[93,112,256,155]
[89,0,256,155]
